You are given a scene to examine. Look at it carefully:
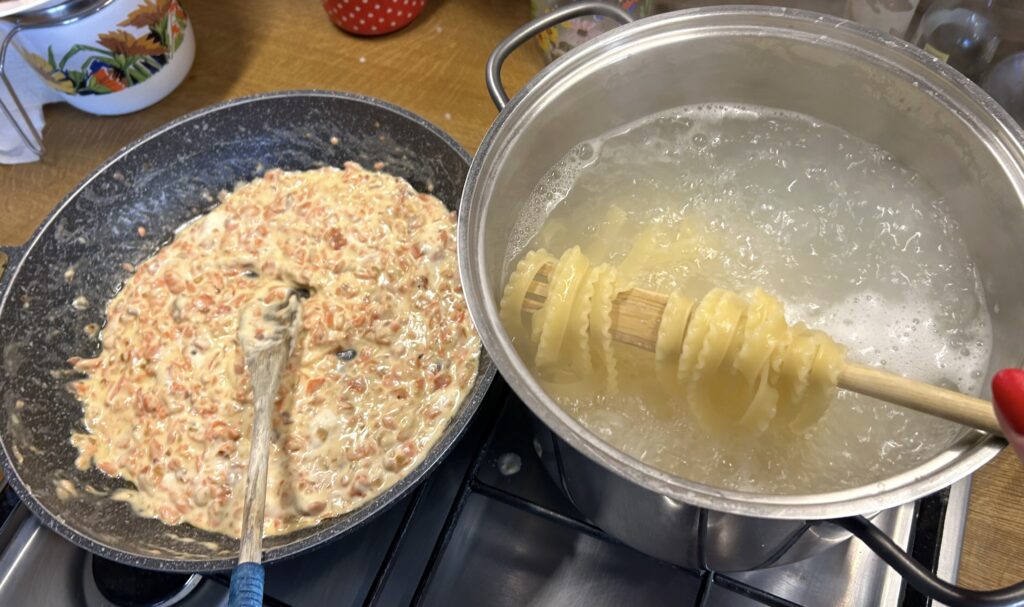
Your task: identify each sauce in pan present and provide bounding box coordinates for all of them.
[70,163,480,537]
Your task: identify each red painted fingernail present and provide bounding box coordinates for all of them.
[992,369,1024,435]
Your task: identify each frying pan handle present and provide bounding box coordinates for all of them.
[834,515,1024,606]
[486,1,634,110]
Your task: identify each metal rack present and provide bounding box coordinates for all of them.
[364,383,952,607]
[0,380,955,607]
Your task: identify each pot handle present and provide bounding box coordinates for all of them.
[834,515,1024,606]
[486,1,635,110]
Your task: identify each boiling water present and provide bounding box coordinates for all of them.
[505,104,993,495]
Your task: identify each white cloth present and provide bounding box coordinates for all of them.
[0,21,63,164]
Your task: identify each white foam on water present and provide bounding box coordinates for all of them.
[504,103,993,495]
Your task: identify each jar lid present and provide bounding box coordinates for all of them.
[1,0,111,24]
[1,0,66,19]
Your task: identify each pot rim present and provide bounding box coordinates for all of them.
[459,6,1024,520]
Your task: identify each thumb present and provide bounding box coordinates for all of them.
[991,369,1024,462]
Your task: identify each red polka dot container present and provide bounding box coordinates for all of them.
[322,0,427,36]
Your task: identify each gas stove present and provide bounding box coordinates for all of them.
[0,380,970,606]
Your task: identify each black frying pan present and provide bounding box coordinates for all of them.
[0,91,495,572]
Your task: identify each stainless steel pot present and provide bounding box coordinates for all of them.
[457,3,1024,602]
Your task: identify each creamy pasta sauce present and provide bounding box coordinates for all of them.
[70,164,480,537]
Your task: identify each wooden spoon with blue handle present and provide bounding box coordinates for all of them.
[229,293,301,607]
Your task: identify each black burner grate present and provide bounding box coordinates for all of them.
[364,385,949,607]
[0,380,949,607]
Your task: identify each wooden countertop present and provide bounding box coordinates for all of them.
[1,0,1021,592]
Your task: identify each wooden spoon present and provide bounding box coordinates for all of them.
[523,262,1003,436]
[228,293,302,607]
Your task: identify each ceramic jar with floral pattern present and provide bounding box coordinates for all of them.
[14,0,194,115]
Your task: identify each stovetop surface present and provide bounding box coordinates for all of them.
[0,380,967,606]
